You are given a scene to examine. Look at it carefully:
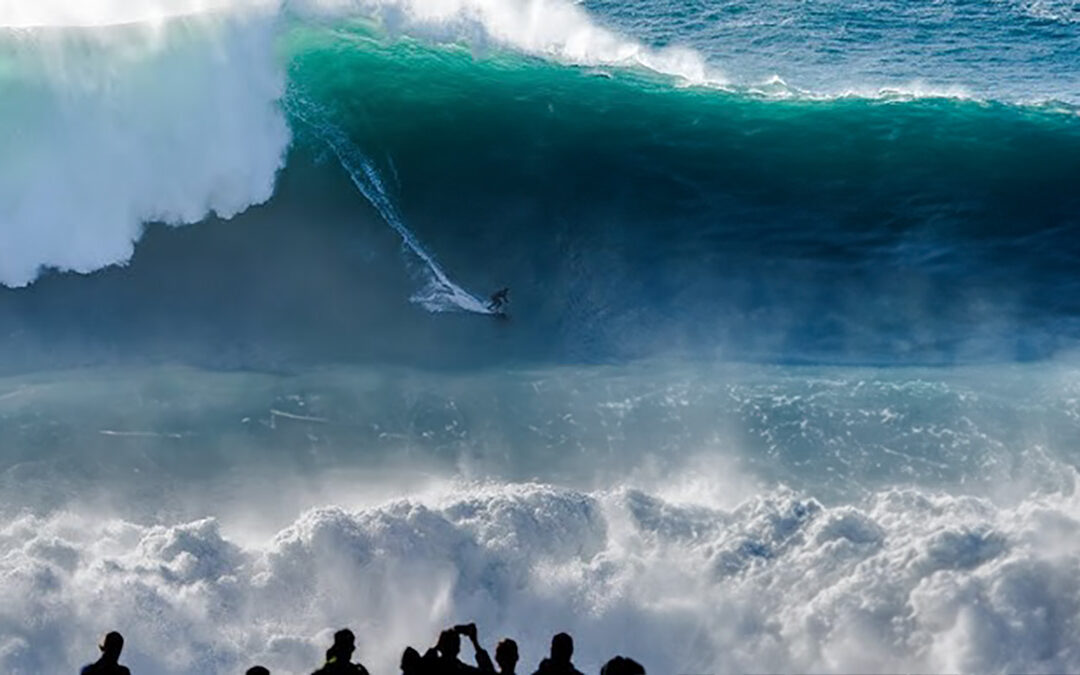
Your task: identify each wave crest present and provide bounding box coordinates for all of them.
[0,10,289,287]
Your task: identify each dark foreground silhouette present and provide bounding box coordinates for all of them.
[81,626,645,675]
[599,657,644,675]
[313,629,371,675]
[80,631,130,675]
[532,633,584,675]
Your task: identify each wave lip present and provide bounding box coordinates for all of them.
[0,0,274,28]
[0,0,721,290]
[299,0,722,84]
[0,7,289,287]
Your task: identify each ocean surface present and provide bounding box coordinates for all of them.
[1,1,1079,672]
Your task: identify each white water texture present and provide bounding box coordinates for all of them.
[1,479,1079,674]
[0,0,714,289]
[0,8,289,287]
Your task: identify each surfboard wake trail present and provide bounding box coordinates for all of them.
[286,92,492,315]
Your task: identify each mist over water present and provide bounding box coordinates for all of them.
[1,0,1080,673]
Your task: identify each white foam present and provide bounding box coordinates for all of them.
[0,0,719,289]
[2,478,1079,674]
[293,0,719,84]
[1018,0,1080,24]
[0,0,273,28]
[0,9,289,287]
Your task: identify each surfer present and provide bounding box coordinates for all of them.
[488,287,509,313]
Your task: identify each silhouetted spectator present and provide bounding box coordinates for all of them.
[494,639,519,674]
[532,633,584,675]
[312,629,370,675]
[599,657,644,675]
[247,668,271,675]
[401,646,425,675]
[425,624,490,674]
[81,631,131,675]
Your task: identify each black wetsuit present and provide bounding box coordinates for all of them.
[489,289,509,311]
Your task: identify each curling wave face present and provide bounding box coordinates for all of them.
[2,2,1080,673]
[0,0,713,288]
[1,7,1079,365]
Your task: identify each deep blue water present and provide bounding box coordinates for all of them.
[1,3,1080,673]
[1,6,1079,371]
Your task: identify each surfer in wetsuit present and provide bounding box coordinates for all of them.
[488,288,509,313]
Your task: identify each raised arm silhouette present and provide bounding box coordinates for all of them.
[423,623,495,674]
[77,621,649,675]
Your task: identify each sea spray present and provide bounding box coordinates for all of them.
[0,7,289,287]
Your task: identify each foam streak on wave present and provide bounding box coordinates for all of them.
[287,94,490,313]
[298,0,717,83]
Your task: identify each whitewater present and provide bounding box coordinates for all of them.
[1,0,1080,673]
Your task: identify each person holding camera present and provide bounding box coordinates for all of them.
[423,622,497,674]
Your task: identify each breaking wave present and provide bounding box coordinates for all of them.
[2,2,1080,673]
[2,478,1079,673]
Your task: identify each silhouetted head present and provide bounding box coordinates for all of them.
[436,629,461,658]
[400,646,422,674]
[246,667,271,675]
[328,629,356,662]
[99,632,124,660]
[600,656,645,675]
[495,638,518,673]
[550,633,573,664]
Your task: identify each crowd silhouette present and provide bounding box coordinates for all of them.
[83,626,645,675]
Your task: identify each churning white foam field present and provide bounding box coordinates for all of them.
[0,362,1078,673]
[2,478,1080,674]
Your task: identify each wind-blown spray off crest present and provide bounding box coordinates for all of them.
[0,6,289,287]
[299,0,718,83]
[0,0,718,290]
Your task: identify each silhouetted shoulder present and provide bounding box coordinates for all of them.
[600,656,645,675]
[531,660,583,675]
[81,665,131,675]
[314,664,368,675]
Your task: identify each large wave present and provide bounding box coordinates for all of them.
[0,0,714,289]
[3,5,1080,673]
[3,0,1078,301]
